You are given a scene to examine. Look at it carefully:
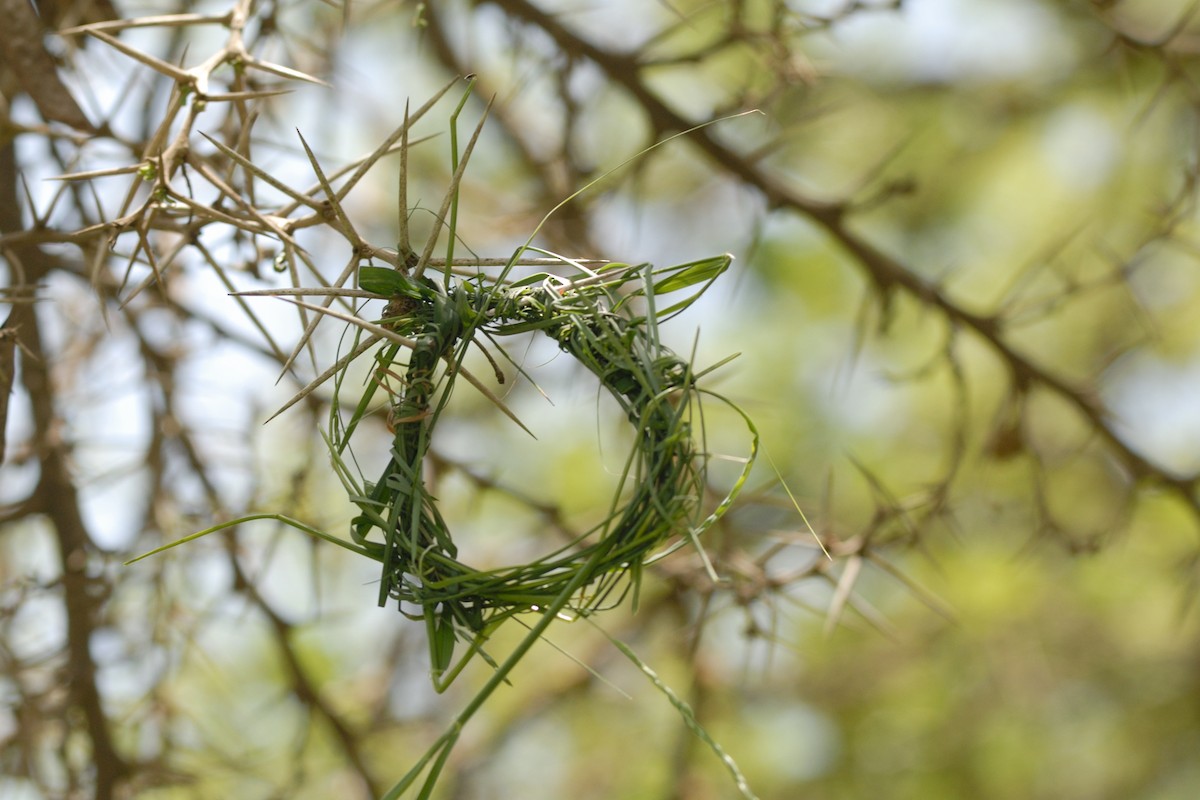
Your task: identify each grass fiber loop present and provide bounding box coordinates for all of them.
[342,254,755,689]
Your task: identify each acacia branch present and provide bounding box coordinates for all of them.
[2,159,129,800]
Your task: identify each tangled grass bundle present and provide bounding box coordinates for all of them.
[338,254,753,688]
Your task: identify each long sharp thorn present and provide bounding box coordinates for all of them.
[414,96,493,280]
[264,334,381,424]
[277,298,419,350]
[446,359,535,439]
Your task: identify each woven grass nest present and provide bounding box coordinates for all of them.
[340,255,756,687]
